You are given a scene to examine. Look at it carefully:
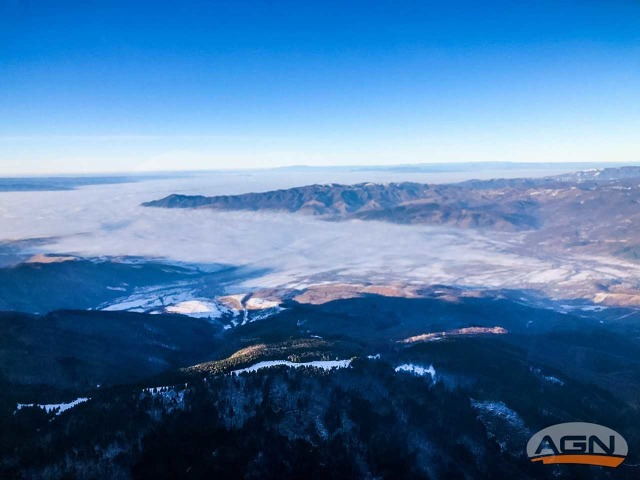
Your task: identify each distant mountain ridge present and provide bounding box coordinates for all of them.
[142,167,640,238]
[458,165,640,189]
[143,182,542,230]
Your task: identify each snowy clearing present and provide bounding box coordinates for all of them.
[232,359,352,375]
[395,363,436,379]
[16,398,90,416]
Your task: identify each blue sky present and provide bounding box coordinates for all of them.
[1,0,639,173]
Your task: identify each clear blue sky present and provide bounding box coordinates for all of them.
[1,0,639,173]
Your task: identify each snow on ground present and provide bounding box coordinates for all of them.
[558,303,608,313]
[395,363,436,379]
[470,399,529,453]
[470,400,525,430]
[245,297,280,309]
[232,359,352,375]
[16,397,89,416]
[224,303,283,327]
[241,306,284,325]
[143,386,173,394]
[542,375,564,385]
[530,367,565,386]
[141,386,186,411]
[579,305,608,311]
[165,300,224,318]
[101,285,230,319]
[101,284,195,313]
[106,286,127,291]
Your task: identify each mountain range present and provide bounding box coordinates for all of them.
[143,167,640,259]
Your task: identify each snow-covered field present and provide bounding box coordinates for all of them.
[232,359,352,375]
[165,300,223,317]
[16,398,89,416]
[101,284,231,319]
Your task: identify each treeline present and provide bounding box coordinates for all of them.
[1,361,637,479]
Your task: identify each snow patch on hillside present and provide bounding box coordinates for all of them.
[165,300,223,318]
[141,386,186,411]
[471,400,525,430]
[232,359,351,375]
[395,363,436,379]
[16,397,89,416]
[245,297,280,309]
[530,367,565,386]
[102,285,230,319]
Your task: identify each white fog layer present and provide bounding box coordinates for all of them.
[2,171,639,299]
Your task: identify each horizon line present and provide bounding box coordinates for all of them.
[1,160,639,178]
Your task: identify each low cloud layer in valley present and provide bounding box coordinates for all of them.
[1,170,639,302]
